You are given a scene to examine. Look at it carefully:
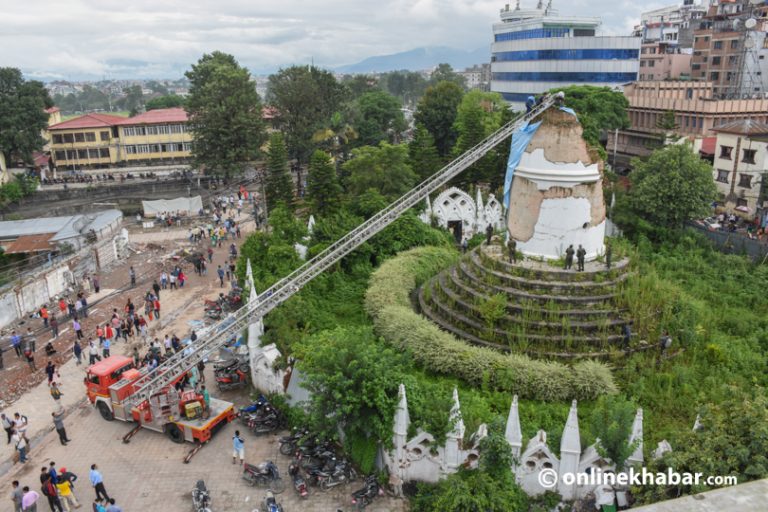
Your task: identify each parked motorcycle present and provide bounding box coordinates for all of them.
[215,362,249,391]
[351,475,384,510]
[192,480,212,512]
[238,395,269,417]
[245,405,285,435]
[260,489,284,512]
[242,461,285,493]
[288,462,309,498]
[278,428,310,456]
[308,458,357,491]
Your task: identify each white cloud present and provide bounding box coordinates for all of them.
[0,0,652,79]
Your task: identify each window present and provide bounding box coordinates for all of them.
[99,148,109,158]
[738,174,753,188]
[714,41,723,49]
[87,149,100,159]
[731,40,739,49]
[52,134,63,144]
[710,71,720,80]
[494,27,569,41]
[720,146,733,159]
[182,143,192,152]
[491,71,639,83]
[648,60,655,67]
[54,150,66,160]
[170,124,184,133]
[640,60,646,67]
[692,63,701,70]
[736,198,748,208]
[492,48,639,62]
[641,48,647,54]
[743,149,757,164]
[85,132,96,142]
[712,56,721,65]
[573,29,595,37]
[686,88,693,99]
[100,131,109,141]
[124,146,136,154]
[74,133,85,143]
[716,169,729,183]
[77,149,88,159]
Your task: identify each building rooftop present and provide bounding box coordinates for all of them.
[48,113,127,130]
[0,210,122,251]
[116,107,188,125]
[711,119,768,136]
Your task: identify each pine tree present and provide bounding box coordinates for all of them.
[265,132,294,211]
[408,126,443,181]
[307,150,342,216]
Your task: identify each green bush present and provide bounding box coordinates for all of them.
[365,246,618,401]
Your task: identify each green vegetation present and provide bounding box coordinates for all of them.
[354,90,407,146]
[306,150,342,216]
[342,143,417,201]
[614,144,717,238]
[264,132,294,210]
[0,67,53,166]
[414,81,464,157]
[365,246,617,401]
[145,94,185,111]
[185,51,266,177]
[591,395,640,470]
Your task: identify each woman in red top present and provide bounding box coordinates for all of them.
[96,326,104,344]
[58,298,67,314]
[153,298,161,319]
[178,271,186,288]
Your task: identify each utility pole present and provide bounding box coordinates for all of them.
[612,128,619,170]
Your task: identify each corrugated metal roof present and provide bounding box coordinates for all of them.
[3,233,55,254]
[116,107,188,125]
[48,113,126,130]
[0,210,122,247]
[711,119,768,136]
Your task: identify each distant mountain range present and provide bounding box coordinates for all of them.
[335,46,490,73]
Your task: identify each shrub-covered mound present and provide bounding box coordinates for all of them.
[365,246,617,401]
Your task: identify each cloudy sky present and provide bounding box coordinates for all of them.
[1,0,668,80]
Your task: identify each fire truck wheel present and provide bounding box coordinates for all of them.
[97,402,114,421]
[166,423,185,444]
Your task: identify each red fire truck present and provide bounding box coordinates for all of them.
[85,355,235,454]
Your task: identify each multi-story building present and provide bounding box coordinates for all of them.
[639,42,693,81]
[490,1,640,109]
[710,119,768,217]
[691,0,768,98]
[48,108,192,170]
[608,80,768,163]
[458,64,492,91]
[114,108,192,165]
[633,0,708,48]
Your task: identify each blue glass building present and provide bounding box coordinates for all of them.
[491,2,641,109]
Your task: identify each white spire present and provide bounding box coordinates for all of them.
[475,188,484,213]
[505,395,523,456]
[627,407,644,466]
[560,400,581,455]
[394,383,410,437]
[307,215,316,235]
[448,387,466,441]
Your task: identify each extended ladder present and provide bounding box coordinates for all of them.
[124,95,558,408]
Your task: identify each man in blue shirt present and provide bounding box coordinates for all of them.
[233,430,244,465]
[89,464,110,502]
[10,331,22,358]
[105,498,123,512]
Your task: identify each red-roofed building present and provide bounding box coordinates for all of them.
[48,109,192,170]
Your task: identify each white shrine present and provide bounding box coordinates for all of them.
[506,109,606,261]
[419,187,505,241]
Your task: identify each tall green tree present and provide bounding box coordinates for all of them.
[656,110,681,144]
[266,66,346,163]
[343,142,417,200]
[379,70,428,106]
[451,90,507,186]
[429,63,467,89]
[414,81,464,157]
[185,51,266,178]
[307,150,342,216]
[0,67,53,166]
[265,132,294,210]
[354,90,406,146]
[615,144,716,231]
[591,395,640,471]
[312,111,358,161]
[145,94,185,111]
[408,125,443,181]
[341,74,379,99]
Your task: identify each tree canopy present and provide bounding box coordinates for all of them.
[343,142,417,200]
[145,94,185,111]
[408,125,443,181]
[306,150,342,216]
[120,85,144,116]
[266,66,346,163]
[0,67,53,165]
[379,70,428,106]
[354,90,406,147]
[615,144,716,233]
[429,63,467,90]
[591,395,640,471]
[265,132,294,210]
[185,51,266,177]
[548,85,630,150]
[414,81,464,157]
